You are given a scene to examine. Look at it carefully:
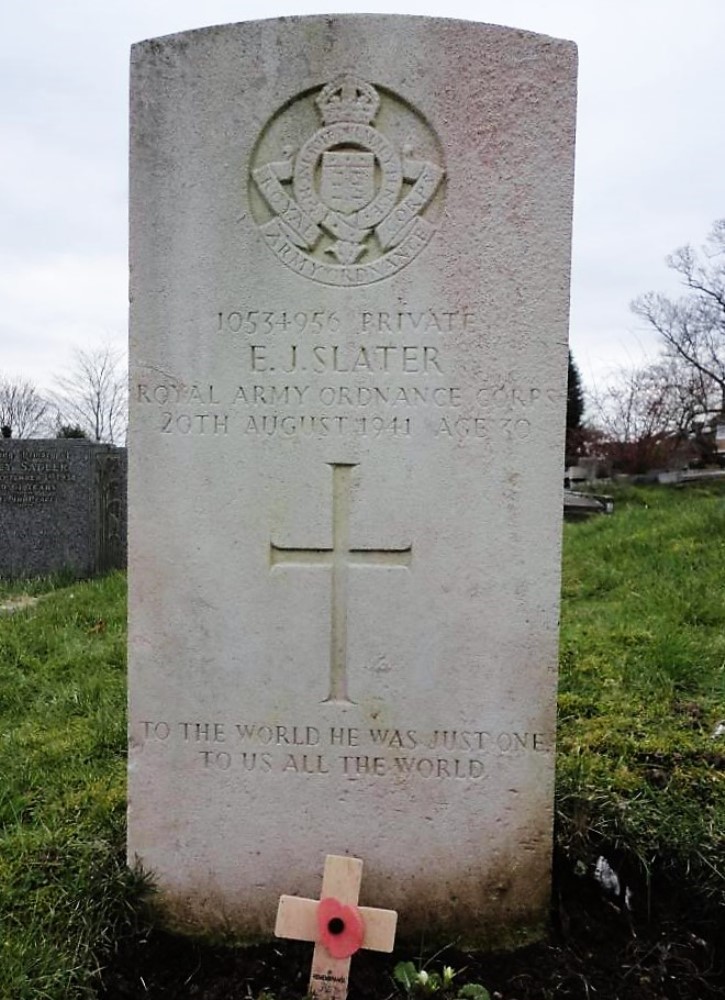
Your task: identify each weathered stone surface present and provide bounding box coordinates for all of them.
[127,15,577,947]
[0,439,126,579]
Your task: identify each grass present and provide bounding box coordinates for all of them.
[557,482,725,907]
[0,572,143,999]
[0,483,724,997]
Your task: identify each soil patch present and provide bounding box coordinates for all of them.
[99,852,724,999]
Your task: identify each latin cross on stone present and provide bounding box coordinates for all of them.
[270,463,411,702]
[275,854,398,1000]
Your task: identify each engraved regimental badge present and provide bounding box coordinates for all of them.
[249,75,446,286]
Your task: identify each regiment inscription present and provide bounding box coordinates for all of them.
[250,75,445,283]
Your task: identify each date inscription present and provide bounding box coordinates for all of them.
[136,305,563,442]
[138,381,557,441]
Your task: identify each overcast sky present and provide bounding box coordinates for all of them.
[2,0,723,400]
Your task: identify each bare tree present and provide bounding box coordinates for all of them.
[632,219,725,416]
[0,375,50,438]
[590,358,712,473]
[52,345,128,444]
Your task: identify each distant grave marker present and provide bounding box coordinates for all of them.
[0,439,126,579]
[127,15,577,947]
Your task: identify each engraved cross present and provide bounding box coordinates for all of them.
[270,463,411,703]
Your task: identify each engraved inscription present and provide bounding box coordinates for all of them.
[249,75,445,285]
[136,305,564,442]
[0,448,74,505]
[137,718,552,780]
[137,376,560,442]
[216,309,474,335]
[248,342,443,373]
[270,463,411,703]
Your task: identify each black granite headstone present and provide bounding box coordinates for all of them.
[0,439,127,579]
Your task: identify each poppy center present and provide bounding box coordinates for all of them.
[328,916,346,935]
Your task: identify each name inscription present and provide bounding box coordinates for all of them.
[136,305,563,442]
[0,449,75,506]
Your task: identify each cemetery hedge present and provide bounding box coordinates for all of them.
[0,483,724,999]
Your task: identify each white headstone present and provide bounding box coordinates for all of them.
[716,424,725,454]
[128,15,577,948]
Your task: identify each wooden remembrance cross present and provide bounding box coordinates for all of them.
[276,854,398,1000]
[270,462,412,702]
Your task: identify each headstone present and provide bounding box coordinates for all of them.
[0,439,127,579]
[716,424,725,456]
[276,854,397,1000]
[128,15,577,948]
[565,458,599,486]
[563,490,613,518]
[657,470,682,485]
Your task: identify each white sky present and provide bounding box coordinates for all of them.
[2,1,723,399]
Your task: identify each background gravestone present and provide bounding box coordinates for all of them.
[128,15,577,948]
[0,439,127,579]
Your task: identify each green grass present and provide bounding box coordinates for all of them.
[0,484,724,997]
[0,572,144,999]
[557,482,725,904]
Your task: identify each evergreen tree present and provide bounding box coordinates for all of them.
[567,350,585,431]
[56,424,88,439]
[566,350,585,460]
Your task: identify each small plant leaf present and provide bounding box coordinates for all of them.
[394,961,419,990]
[457,985,491,1000]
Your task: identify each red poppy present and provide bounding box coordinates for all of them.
[317,896,365,959]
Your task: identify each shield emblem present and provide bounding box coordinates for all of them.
[320,151,375,214]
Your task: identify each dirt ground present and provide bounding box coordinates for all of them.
[100,852,725,1000]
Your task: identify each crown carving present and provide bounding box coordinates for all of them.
[316,75,380,125]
